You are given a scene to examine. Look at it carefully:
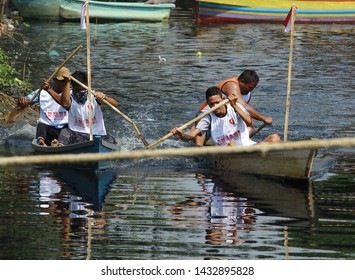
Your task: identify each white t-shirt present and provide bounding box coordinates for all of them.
[28,89,68,128]
[68,94,107,135]
[197,104,256,146]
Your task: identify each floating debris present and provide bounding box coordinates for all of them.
[159,55,166,64]
[48,50,60,57]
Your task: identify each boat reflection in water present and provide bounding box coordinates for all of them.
[51,168,117,212]
[192,172,318,249]
[209,172,317,221]
[36,167,117,217]
[35,168,116,259]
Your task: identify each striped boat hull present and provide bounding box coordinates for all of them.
[194,0,355,24]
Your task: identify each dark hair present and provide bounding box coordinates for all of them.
[205,86,222,100]
[238,70,259,84]
[71,71,88,87]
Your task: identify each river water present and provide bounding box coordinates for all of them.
[0,17,354,260]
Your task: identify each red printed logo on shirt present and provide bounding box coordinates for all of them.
[229,118,235,125]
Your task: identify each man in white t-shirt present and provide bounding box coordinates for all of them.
[18,67,70,146]
[171,87,280,146]
[51,70,118,146]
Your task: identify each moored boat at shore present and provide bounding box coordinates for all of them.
[10,0,175,22]
[60,0,176,22]
[10,0,60,20]
[194,0,355,24]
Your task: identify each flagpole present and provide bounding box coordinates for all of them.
[85,1,93,141]
[283,5,296,142]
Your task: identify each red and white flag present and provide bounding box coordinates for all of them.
[283,5,298,32]
[80,2,88,29]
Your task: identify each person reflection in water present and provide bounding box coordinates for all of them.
[169,173,256,248]
[198,174,256,246]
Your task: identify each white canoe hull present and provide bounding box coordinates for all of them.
[214,148,317,180]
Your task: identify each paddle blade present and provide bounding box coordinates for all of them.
[5,104,29,124]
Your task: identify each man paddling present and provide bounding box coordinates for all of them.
[171,87,280,146]
[195,70,273,145]
[50,70,118,146]
[18,67,71,146]
[217,70,272,125]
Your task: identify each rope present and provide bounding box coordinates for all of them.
[0,137,354,167]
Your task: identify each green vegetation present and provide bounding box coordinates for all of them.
[0,48,31,93]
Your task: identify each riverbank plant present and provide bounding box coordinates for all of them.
[0,48,31,94]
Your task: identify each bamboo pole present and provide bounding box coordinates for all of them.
[1,137,355,167]
[0,0,6,17]
[284,5,296,142]
[85,1,93,141]
[86,209,92,260]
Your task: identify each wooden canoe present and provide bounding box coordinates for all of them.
[31,136,120,171]
[213,148,318,180]
[194,0,355,24]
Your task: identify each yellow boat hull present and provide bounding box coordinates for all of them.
[194,0,355,24]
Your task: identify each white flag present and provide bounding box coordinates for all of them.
[80,2,87,30]
[283,5,298,32]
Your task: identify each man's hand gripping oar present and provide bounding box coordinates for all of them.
[5,45,83,124]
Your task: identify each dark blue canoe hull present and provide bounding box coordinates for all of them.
[31,136,120,171]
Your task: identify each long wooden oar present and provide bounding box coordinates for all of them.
[5,44,83,124]
[147,98,230,150]
[250,123,267,138]
[70,76,149,148]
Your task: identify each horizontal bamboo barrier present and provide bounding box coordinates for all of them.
[0,137,354,167]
